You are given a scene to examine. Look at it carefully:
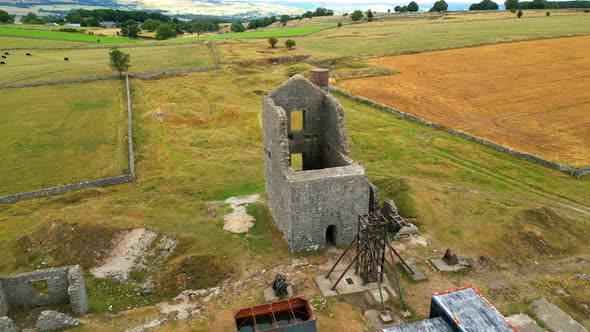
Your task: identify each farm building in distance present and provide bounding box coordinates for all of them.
[384,286,517,332]
[262,75,370,252]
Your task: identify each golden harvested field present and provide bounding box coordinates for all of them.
[338,36,590,167]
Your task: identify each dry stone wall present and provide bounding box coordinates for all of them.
[0,75,136,203]
[0,75,119,89]
[330,86,589,178]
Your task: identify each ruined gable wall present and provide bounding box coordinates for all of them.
[322,94,354,167]
[263,97,293,242]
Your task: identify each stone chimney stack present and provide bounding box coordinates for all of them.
[309,68,330,89]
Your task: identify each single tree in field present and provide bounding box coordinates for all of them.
[546,10,550,16]
[280,15,290,26]
[155,23,177,40]
[394,5,401,12]
[128,24,140,38]
[109,47,131,78]
[351,10,363,22]
[285,39,296,50]
[408,1,420,12]
[268,37,278,48]
[366,9,374,21]
[429,0,448,12]
[504,0,519,11]
[231,21,246,32]
[517,9,523,17]
[142,18,161,32]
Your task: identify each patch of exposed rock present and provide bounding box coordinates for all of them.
[209,194,260,234]
[36,311,80,331]
[0,316,19,332]
[91,228,178,282]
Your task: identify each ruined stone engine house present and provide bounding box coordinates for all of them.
[263,75,370,252]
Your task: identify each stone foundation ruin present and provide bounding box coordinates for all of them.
[0,265,88,316]
[263,75,370,252]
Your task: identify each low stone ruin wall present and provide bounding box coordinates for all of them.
[129,66,218,80]
[0,265,88,315]
[210,41,220,68]
[330,86,589,178]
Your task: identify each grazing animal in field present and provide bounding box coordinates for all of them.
[3,52,8,55]
[1,56,5,59]
[26,53,31,56]
[0,62,5,65]
[64,57,69,61]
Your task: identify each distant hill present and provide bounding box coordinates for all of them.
[0,0,510,19]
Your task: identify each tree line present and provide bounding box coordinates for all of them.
[246,7,334,30]
[65,9,171,26]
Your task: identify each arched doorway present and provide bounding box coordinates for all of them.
[326,225,336,247]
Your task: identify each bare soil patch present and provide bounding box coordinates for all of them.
[16,220,120,269]
[156,255,233,298]
[338,36,590,167]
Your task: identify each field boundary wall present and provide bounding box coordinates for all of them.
[330,86,589,178]
[209,41,220,67]
[0,66,217,88]
[0,75,136,203]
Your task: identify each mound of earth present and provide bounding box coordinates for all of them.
[156,255,233,298]
[16,220,121,269]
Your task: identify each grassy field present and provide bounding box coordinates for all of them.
[165,24,336,42]
[300,14,590,58]
[0,66,588,329]
[338,36,590,167]
[0,80,128,195]
[0,23,335,45]
[213,13,590,62]
[0,43,213,84]
[0,36,92,48]
[0,25,138,44]
[0,10,589,331]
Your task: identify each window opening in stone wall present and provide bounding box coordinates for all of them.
[290,153,303,170]
[32,280,49,296]
[326,225,336,247]
[290,110,304,131]
[267,150,271,159]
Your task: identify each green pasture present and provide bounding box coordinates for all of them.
[298,14,590,57]
[165,24,336,42]
[0,80,128,195]
[0,23,334,46]
[0,64,588,328]
[0,43,213,84]
[0,25,138,44]
[0,36,91,48]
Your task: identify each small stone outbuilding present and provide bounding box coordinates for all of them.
[0,265,88,316]
[263,75,370,252]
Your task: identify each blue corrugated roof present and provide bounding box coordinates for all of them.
[383,317,453,332]
[432,287,516,332]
